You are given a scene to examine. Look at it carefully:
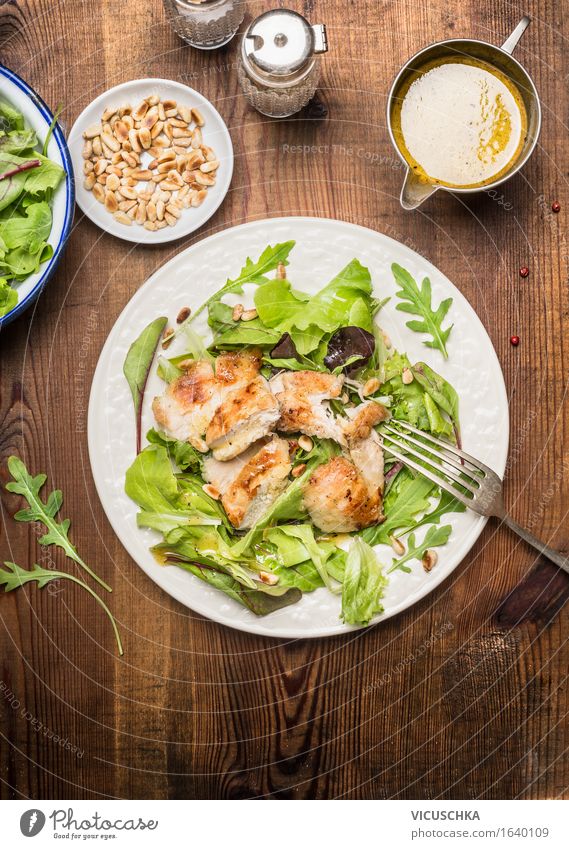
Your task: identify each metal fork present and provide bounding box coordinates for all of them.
[381,420,569,575]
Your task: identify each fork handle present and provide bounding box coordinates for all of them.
[501,514,569,575]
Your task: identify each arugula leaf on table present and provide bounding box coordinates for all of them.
[341,537,388,626]
[5,456,112,593]
[123,316,168,453]
[0,561,123,655]
[388,524,452,573]
[392,264,453,359]
[191,241,296,322]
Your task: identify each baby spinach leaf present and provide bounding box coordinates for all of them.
[123,316,167,453]
[392,264,453,358]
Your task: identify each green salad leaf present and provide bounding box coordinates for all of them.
[192,241,296,321]
[123,316,168,453]
[392,264,453,358]
[0,561,123,655]
[6,456,112,594]
[0,277,17,316]
[389,524,452,573]
[0,97,65,314]
[341,538,387,626]
[361,468,437,545]
[146,428,203,473]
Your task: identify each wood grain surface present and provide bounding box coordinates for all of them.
[1,0,568,800]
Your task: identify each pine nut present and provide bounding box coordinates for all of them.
[113,211,132,226]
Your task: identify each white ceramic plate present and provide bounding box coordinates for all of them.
[68,78,233,245]
[88,218,509,638]
[0,64,74,327]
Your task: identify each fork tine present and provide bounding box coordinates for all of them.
[382,423,481,480]
[381,442,473,508]
[382,432,479,494]
[394,420,496,477]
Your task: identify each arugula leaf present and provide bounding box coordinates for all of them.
[412,488,466,531]
[361,468,437,545]
[341,537,387,626]
[0,562,123,655]
[388,524,452,573]
[191,241,296,321]
[0,277,17,316]
[6,457,112,593]
[392,264,453,358]
[123,316,167,453]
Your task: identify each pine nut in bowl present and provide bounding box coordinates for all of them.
[68,79,233,244]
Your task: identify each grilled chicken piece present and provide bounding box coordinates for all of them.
[204,437,292,529]
[152,360,218,452]
[343,401,388,496]
[303,456,382,533]
[152,348,263,453]
[206,377,280,461]
[303,401,388,533]
[270,370,346,444]
[343,400,389,441]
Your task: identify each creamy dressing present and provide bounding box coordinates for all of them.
[392,58,527,188]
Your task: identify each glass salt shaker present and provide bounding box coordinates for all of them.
[238,8,328,118]
[163,0,245,50]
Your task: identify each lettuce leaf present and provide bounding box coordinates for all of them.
[146,428,203,473]
[341,537,387,626]
[0,277,17,316]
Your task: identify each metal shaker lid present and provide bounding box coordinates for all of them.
[243,9,327,78]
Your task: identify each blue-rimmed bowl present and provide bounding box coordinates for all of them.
[0,64,74,327]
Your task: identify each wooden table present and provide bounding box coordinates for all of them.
[1,0,567,800]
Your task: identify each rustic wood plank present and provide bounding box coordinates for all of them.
[0,0,567,801]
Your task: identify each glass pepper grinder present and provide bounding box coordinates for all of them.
[163,0,245,50]
[238,8,328,118]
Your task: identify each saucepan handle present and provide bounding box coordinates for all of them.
[501,15,531,55]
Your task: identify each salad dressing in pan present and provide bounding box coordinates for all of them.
[392,57,527,189]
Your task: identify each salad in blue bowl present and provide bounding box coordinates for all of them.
[0,64,74,327]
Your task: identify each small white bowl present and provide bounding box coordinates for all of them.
[68,78,234,245]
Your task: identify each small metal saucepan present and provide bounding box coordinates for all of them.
[387,16,541,210]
